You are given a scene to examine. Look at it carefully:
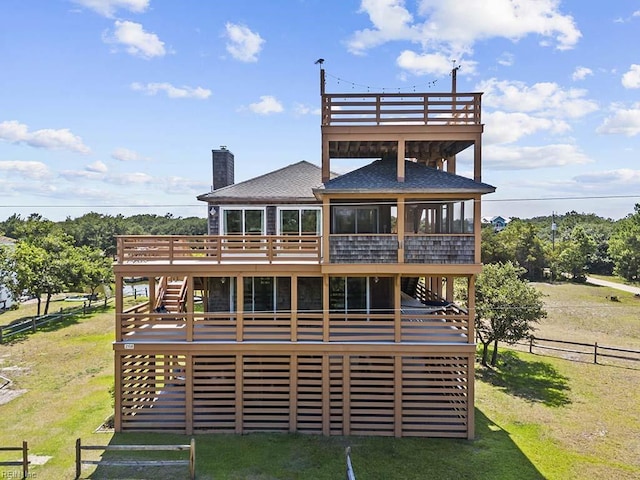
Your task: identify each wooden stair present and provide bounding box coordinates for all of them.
[159,277,187,313]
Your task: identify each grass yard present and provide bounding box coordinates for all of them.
[0,284,639,479]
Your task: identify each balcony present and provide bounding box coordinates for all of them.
[115,233,476,265]
[322,92,481,126]
[115,235,321,265]
[117,306,469,344]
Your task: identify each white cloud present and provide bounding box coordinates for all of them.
[103,20,166,59]
[87,160,108,173]
[596,103,640,136]
[0,120,90,153]
[573,169,640,186]
[248,96,283,115]
[634,10,640,17]
[104,172,154,185]
[164,176,209,194]
[572,66,593,81]
[130,82,211,99]
[71,0,149,18]
[396,50,474,76]
[293,103,321,116]
[111,147,146,162]
[225,23,264,62]
[483,111,570,145]
[484,143,592,170]
[477,78,598,118]
[497,52,514,66]
[621,64,640,89]
[0,160,51,180]
[347,0,581,56]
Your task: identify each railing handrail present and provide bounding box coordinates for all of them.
[322,91,482,126]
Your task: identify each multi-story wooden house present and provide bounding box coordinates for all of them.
[112,68,494,439]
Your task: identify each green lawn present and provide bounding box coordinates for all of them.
[0,287,639,479]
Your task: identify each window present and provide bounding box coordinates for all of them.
[404,200,475,234]
[221,208,265,235]
[332,206,379,234]
[243,277,291,312]
[329,276,392,313]
[278,208,321,235]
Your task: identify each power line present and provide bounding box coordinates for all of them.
[2,193,640,210]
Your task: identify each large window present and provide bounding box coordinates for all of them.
[332,206,379,234]
[278,208,321,235]
[243,277,291,312]
[221,208,265,235]
[405,200,474,234]
[329,276,393,313]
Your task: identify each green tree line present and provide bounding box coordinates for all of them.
[482,205,640,283]
[0,212,207,315]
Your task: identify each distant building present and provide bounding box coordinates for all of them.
[482,215,510,232]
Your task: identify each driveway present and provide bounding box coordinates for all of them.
[585,276,640,295]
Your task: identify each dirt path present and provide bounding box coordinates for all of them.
[585,276,640,295]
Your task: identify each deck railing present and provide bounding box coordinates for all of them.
[321,92,481,126]
[116,235,321,264]
[117,308,469,343]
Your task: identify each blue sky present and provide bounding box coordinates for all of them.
[1,0,639,222]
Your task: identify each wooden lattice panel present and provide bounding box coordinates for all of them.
[329,355,344,435]
[119,354,186,432]
[349,356,395,436]
[192,355,236,432]
[243,356,290,432]
[296,356,323,434]
[401,356,469,437]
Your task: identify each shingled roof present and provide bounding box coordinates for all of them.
[314,158,495,195]
[197,160,328,204]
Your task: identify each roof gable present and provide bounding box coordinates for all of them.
[197,161,327,203]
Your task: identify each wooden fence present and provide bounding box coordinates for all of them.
[75,438,195,480]
[0,298,111,343]
[527,336,640,365]
[0,441,29,479]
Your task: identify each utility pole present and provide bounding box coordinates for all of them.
[550,211,557,283]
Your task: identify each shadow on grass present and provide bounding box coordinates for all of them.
[477,350,571,407]
[84,411,545,480]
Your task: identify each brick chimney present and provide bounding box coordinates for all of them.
[212,146,234,190]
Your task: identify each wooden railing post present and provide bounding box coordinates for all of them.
[594,342,598,364]
[75,438,82,479]
[189,438,196,480]
[22,440,29,480]
[529,336,534,354]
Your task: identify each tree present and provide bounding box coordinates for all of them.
[77,246,114,305]
[487,220,548,281]
[557,225,597,282]
[608,204,640,282]
[0,231,112,315]
[475,262,547,366]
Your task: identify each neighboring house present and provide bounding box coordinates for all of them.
[112,69,495,439]
[0,235,15,310]
[482,215,510,232]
